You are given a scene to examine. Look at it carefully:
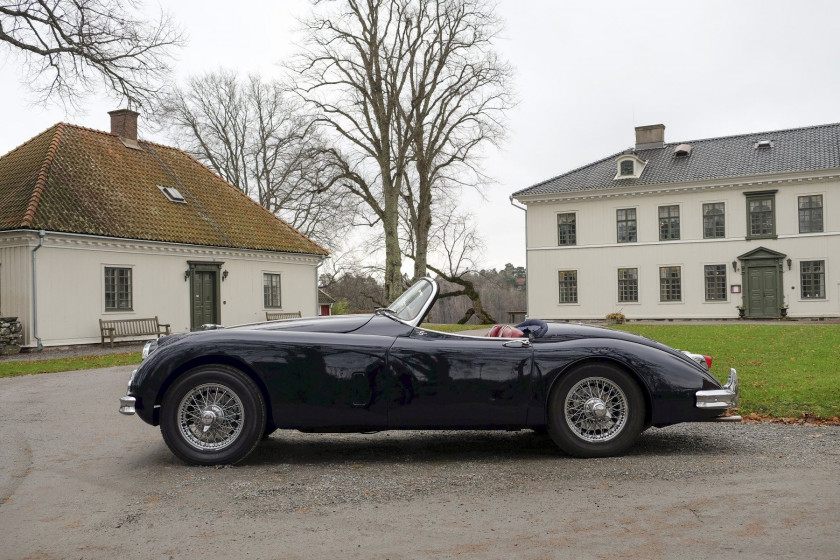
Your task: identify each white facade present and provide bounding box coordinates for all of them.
[518,170,839,320]
[0,230,323,347]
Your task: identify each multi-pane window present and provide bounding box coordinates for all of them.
[263,273,282,308]
[658,205,680,240]
[558,270,578,303]
[659,266,682,302]
[800,261,825,299]
[620,160,634,176]
[104,267,132,311]
[557,213,577,246]
[798,195,823,233]
[747,194,775,237]
[704,264,727,301]
[703,202,726,239]
[616,208,637,243]
[617,268,638,302]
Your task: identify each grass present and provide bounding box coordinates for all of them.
[0,352,141,378]
[611,324,840,419]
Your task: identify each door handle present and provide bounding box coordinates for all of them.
[503,339,531,348]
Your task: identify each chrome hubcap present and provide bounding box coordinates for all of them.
[564,377,628,442]
[178,383,244,451]
[584,398,608,419]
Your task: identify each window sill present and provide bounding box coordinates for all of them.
[103,310,136,314]
[702,300,730,304]
[745,235,777,241]
[657,300,684,304]
[555,302,580,306]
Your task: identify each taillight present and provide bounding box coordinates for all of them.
[703,355,713,369]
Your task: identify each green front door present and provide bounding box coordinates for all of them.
[747,266,779,318]
[191,269,219,330]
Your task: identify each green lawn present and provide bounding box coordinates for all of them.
[612,324,840,419]
[0,352,141,378]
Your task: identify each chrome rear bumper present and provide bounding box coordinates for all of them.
[696,368,739,410]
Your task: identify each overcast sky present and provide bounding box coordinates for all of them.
[2,0,839,271]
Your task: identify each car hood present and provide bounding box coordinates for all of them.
[237,314,375,334]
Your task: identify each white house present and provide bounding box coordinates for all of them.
[512,123,839,321]
[0,110,328,348]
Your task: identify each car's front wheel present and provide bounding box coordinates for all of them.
[160,365,266,465]
[547,363,644,458]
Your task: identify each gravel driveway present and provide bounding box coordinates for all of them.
[1,366,838,559]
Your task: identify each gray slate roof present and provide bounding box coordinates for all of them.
[513,122,840,198]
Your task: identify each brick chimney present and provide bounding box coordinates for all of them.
[108,109,139,141]
[635,124,665,150]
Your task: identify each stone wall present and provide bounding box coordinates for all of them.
[0,317,22,355]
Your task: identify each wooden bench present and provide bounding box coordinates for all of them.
[265,311,302,321]
[99,316,171,347]
[507,311,527,324]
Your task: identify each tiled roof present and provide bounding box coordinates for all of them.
[513,122,840,198]
[0,123,328,255]
[318,289,336,305]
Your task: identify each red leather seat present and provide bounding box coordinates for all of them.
[486,325,524,338]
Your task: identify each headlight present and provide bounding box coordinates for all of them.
[142,340,155,360]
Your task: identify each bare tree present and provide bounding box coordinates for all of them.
[291,0,417,301]
[158,70,353,250]
[423,211,496,324]
[0,0,182,109]
[292,0,513,298]
[399,0,513,281]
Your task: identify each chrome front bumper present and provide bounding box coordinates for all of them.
[119,368,138,415]
[119,395,136,415]
[696,368,739,410]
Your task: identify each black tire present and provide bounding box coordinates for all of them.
[160,365,266,465]
[262,423,278,439]
[547,363,644,458]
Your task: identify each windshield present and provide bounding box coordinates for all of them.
[387,279,436,323]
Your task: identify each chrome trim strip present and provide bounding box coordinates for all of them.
[696,368,739,409]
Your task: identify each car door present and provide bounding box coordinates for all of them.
[252,330,394,430]
[387,328,533,428]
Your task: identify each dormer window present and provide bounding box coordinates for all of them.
[674,143,692,157]
[614,154,646,180]
[755,139,773,149]
[158,185,186,203]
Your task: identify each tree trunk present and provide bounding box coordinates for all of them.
[383,174,403,302]
[430,265,497,324]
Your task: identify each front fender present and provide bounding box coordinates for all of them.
[533,338,720,426]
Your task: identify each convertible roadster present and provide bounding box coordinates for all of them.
[119,277,739,465]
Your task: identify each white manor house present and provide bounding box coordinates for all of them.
[512,123,839,321]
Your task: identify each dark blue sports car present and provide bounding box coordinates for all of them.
[119,277,739,465]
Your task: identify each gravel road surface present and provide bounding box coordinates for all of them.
[1,366,838,559]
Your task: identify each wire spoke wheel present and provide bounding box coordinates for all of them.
[548,363,644,457]
[178,383,244,450]
[564,377,628,442]
[160,365,266,465]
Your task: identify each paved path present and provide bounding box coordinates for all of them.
[1,366,838,559]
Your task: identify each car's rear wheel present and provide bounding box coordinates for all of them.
[160,365,266,465]
[547,363,644,458]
